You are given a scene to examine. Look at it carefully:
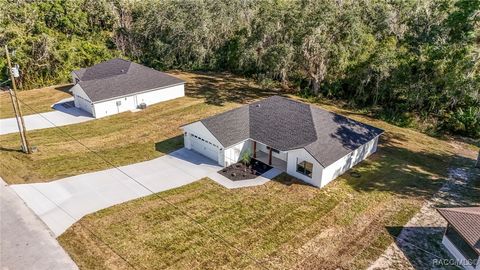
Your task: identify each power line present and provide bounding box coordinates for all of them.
[14,97,271,270]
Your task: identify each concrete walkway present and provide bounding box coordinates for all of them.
[0,98,93,135]
[11,148,278,237]
[0,178,78,270]
[209,167,282,189]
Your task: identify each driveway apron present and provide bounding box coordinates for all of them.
[11,148,222,236]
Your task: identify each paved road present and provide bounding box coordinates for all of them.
[0,178,78,270]
[0,98,93,135]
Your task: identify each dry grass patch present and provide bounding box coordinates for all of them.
[0,84,72,118]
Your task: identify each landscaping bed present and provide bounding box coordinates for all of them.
[218,158,272,181]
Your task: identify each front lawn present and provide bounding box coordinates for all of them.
[0,84,72,119]
[58,150,472,270]
[0,71,277,184]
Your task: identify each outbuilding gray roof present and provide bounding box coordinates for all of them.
[199,96,384,167]
[72,58,185,102]
[437,207,480,254]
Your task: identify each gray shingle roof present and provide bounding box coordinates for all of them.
[73,59,185,102]
[199,96,384,166]
[438,207,480,254]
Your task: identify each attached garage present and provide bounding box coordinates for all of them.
[181,121,224,165]
[189,133,220,162]
[70,58,185,118]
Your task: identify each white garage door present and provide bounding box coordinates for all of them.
[190,134,219,162]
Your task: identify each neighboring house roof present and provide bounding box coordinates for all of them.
[437,207,480,254]
[72,58,185,102]
[197,96,384,167]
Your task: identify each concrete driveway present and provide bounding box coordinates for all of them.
[1,178,78,270]
[0,98,93,135]
[11,148,223,236]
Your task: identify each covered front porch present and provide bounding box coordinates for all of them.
[252,141,288,172]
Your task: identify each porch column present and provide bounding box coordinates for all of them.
[253,141,257,158]
[268,147,272,165]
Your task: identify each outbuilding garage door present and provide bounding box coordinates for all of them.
[190,134,219,162]
[75,95,92,114]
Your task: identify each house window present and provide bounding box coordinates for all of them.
[296,159,313,178]
[267,146,280,154]
[445,224,478,262]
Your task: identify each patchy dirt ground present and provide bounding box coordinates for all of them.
[368,166,480,270]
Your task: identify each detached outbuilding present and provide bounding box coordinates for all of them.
[70,58,185,118]
[181,96,383,188]
[437,207,480,270]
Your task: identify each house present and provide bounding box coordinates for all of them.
[437,207,480,270]
[70,58,185,118]
[181,96,384,187]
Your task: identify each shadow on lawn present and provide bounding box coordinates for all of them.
[339,130,476,199]
[271,173,316,187]
[0,146,23,153]
[384,226,458,270]
[155,135,184,154]
[54,84,73,94]
[181,71,282,106]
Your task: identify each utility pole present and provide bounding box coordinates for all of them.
[5,45,31,154]
[476,150,480,168]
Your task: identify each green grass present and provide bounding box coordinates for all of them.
[0,84,72,119]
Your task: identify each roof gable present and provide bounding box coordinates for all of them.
[201,106,250,148]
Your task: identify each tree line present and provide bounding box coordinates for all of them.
[1,0,479,138]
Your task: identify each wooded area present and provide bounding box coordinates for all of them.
[0,0,479,137]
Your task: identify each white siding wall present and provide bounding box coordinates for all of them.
[71,84,94,116]
[135,84,184,106]
[442,235,478,270]
[320,136,379,187]
[91,84,185,118]
[286,148,323,187]
[182,121,224,166]
[93,96,136,118]
[224,140,252,166]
